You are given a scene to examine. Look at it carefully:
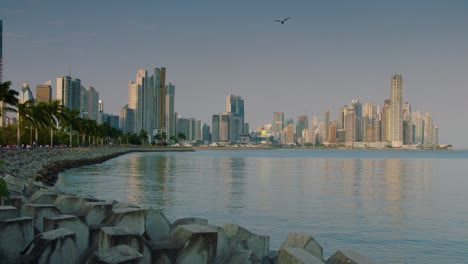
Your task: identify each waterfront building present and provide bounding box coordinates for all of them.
[195,120,202,141]
[220,112,231,142]
[80,86,99,120]
[391,74,403,147]
[345,106,356,145]
[366,123,375,142]
[424,112,434,146]
[412,111,424,144]
[226,94,245,141]
[36,82,52,103]
[374,118,382,142]
[273,112,284,134]
[158,67,166,129]
[364,102,379,120]
[243,123,249,135]
[403,120,413,145]
[282,124,294,144]
[296,115,308,140]
[211,115,220,142]
[202,123,210,142]
[97,99,104,124]
[57,76,81,111]
[351,99,362,141]
[0,20,3,82]
[19,83,34,104]
[119,105,135,134]
[324,110,330,141]
[176,117,190,141]
[381,99,392,143]
[328,122,337,143]
[165,83,175,138]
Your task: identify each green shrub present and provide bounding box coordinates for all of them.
[0,178,9,199]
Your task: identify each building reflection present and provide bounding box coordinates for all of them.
[219,156,246,212]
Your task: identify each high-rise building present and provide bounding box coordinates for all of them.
[119,105,135,134]
[80,86,99,120]
[19,83,34,104]
[165,83,175,138]
[282,124,294,144]
[364,102,379,120]
[158,67,166,129]
[243,123,249,135]
[211,115,220,142]
[324,110,330,141]
[391,74,403,147]
[328,122,337,143]
[202,123,210,142]
[381,99,391,142]
[97,99,104,124]
[345,106,356,145]
[57,76,81,111]
[219,112,231,142]
[412,111,423,144]
[351,99,362,141]
[195,120,202,141]
[424,112,434,146]
[226,95,245,139]
[36,82,52,103]
[0,20,3,82]
[296,115,309,140]
[273,112,284,134]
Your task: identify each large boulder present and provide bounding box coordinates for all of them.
[21,228,78,264]
[0,217,34,259]
[326,250,374,264]
[280,232,323,260]
[86,244,143,264]
[223,223,270,259]
[278,247,324,264]
[169,224,218,264]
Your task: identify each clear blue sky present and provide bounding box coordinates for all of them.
[1,0,467,147]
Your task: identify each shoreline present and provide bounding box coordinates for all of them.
[0,146,371,263]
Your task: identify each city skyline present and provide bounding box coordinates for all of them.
[1,1,467,146]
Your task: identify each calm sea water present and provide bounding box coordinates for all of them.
[57,149,468,263]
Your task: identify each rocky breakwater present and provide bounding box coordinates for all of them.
[0,147,374,264]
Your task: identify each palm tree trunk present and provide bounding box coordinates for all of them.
[35,128,38,147]
[50,128,53,147]
[17,118,21,147]
[69,126,72,147]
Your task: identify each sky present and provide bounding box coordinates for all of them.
[1,0,467,147]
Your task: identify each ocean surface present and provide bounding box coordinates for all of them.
[57,149,468,263]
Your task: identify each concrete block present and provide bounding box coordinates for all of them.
[30,191,58,204]
[144,208,171,241]
[0,217,34,259]
[1,195,26,213]
[146,240,178,264]
[21,228,78,264]
[44,215,89,258]
[98,226,150,264]
[212,246,252,264]
[82,202,113,226]
[326,250,375,264]
[24,204,61,232]
[105,208,147,235]
[54,195,82,214]
[278,247,325,264]
[169,224,218,264]
[87,244,143,264]
[0,205,17,219]
[171,217,208,229]
[280,232,323,260]
[223,223,270,259]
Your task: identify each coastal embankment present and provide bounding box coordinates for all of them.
[0,147,372,263]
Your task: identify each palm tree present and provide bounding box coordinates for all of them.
[40,100,63,147]
[177,132,186,142]
[0,81,19,116]
[139,129,148,145]
[60,107,81,147]
[14,100,34,147]
[29,103,49,147]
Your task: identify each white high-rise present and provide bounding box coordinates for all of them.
[165,83,175,138]
[19,83,34,104]
[391,74,403,147]
[80,86,99,120]
[57,76,81,111]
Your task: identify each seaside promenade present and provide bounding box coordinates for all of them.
[0,146,371,263]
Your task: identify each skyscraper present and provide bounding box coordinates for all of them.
[211,115,220,142]
[324,110,330,141]
[36,82,52,103]
[381,99,392,142]
[226,95,245,140]
[80,86,99,120]
[19,83,34,104]
[351,99,362,141]
[0,20,3,82]
[345,106,356,145]
[391,74,403,147]
[57,76,81,111]
[119,105,135,134]
[158,67,166,129]
[273,112,284,139]
[165,83,175,139]
[296,115,309,140]
[220,112,231,142]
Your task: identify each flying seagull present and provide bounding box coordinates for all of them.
[274,17,291,24]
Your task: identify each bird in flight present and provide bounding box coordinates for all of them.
[274,17,291,24]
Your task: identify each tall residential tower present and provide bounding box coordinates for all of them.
[391,74,403,147]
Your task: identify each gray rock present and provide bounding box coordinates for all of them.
[82,202,113,226]
[98,226,151,264]
[105,208,148,235]
[171,217,208,229]
[22,228,78,264]
[326,250,375,264]
[280,232,323,260]
[0,217,34,259]
[278,247,325,264]
[212,246,252,264]
[30,191,58,204]
[223,223,270,259]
